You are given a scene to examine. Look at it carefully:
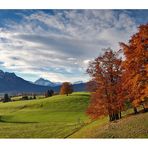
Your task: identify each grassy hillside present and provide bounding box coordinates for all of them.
[0,92,147,138]
[0,92,90,138]
[70,112,148,138]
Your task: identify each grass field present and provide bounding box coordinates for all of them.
[0,92,147,138]
[0,92,90,138]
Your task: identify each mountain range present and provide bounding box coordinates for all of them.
[0,70,86,94]
[34,78,84,87]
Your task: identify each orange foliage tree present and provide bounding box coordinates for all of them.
[86,80,97,92]
[60,82,73,96]
[87,49,124,121]
[120,24,148,113]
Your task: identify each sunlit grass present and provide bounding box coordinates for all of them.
[0,92,147,138]
[0,92,90,138]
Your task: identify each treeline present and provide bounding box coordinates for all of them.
[86,24,148,121]
[1,83,74,103]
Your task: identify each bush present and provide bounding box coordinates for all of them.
[45,89,54,97]
[3,94,11,103]
[21,96,29,100]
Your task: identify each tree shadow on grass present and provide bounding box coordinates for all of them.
[73,94,90,97]
[126,108,148,117]
[0,117,38,124]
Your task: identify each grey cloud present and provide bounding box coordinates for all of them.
[15,34,110,59]
[0,10,139,82]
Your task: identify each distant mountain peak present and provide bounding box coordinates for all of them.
[0,70,4,73]
[34,78,61,87]
[34,78,84,86]
[38,77,47,81]
[73,81,84,84]
[0,70,16,79]
[0,70,52,93]
[0,70,86,93]
[0,70,4,77]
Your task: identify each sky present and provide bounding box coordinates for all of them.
[0,10,148,83]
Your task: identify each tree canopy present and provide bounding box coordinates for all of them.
[87,49,123,121]
[86,23,148,121]
[60,82,73,96]
[120,24,148,112]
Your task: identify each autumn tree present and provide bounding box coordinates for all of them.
[86,80,98,92]
[60,82,73,96]
[120,24,148,113]
[87,49,124,121]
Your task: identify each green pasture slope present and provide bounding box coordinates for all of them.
[0,92,91,138]
[0,92,147,138]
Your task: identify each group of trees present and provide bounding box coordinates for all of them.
[1,83,73,103]
[120,24,148,113]
[45,89,54,97]
[44,82,74,97]
[87,24,148,121]
[2,83,73,103]
[44,83,73,98]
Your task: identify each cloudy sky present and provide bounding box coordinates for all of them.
[0,10,148,82]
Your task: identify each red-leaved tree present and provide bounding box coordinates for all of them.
[120,24,148,113]
[87,49,124,121]
[60,82,73,96]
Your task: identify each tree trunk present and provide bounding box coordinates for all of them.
[119,111,122,119]
[115,113,119,120]
[109,115,112,122]
[133,107,138,114]
[109,114,114,122]
[141,104,148,112]
[112,113,115,121]
[109,112,120,121]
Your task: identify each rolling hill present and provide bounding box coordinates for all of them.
[0,92,90,138]
[0,92,147,138]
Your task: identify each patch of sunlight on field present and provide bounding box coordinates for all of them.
[0,92,91,138]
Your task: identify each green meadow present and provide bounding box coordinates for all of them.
[0,92,90,138]
[0,92,147,138]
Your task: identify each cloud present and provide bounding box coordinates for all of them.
[0,10,140,82]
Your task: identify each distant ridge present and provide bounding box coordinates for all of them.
[0,70,86,93]
[34,78,84,86]
[0,70,51,93]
